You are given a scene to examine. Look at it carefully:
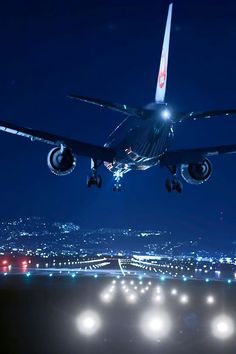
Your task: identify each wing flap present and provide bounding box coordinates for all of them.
[0,120,115,162]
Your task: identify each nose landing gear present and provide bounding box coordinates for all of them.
[113,170,123,192]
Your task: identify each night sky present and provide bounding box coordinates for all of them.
[0,0,236,242]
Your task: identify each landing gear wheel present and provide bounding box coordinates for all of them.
[86,175,102,188]
[175,180,183,193]
[165,178,183,193]
[96,175,102,188]
[165,179,172,193]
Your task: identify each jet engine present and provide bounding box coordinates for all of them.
[180,158,212,185]
[47,147,76,176]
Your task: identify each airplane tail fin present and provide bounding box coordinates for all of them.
[155,3,173,103]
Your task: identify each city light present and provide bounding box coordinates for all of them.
[76,310,101,336]
[211,315,235,340]
[140,309,171,340]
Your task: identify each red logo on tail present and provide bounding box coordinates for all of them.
[158,53,166,89]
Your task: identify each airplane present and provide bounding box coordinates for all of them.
[1,3,236,193]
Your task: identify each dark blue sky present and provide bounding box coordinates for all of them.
[0,0,236,242]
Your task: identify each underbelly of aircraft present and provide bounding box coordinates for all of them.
[104,121,173,174]
[104,145,162,174]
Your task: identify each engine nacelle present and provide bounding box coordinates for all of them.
[47,147,76,176]
[181,158,212,185]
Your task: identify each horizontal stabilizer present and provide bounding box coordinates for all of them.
[176,109,236,122]
[68,94,144,118]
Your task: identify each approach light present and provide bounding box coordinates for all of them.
[126,293,138,304]
[206,295,215,305]
[179,294,189,304]
[171,288,178,296]
[161,108,171,120]
[211,315,235,340]
[140,309,171,340]
[76,310,101,336]
[100,292,112,304]
[153,294,164,303]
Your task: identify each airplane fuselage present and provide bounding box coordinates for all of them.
[104,103,174,174]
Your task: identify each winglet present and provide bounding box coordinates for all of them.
[155,3,173,103]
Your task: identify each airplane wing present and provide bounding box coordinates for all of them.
[160,143,236,166]
[175,109,236,122]
[0,120,115,162]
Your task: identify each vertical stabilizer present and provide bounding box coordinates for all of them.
[155,3,173,103]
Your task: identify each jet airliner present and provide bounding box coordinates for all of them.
[1,3,236,192]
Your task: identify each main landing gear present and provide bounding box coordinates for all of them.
[87,159,102,188]
[165,165,183,193]
[165,178,183,193]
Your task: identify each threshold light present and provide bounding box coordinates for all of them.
[211,315,235,340]
[76,310,101,336]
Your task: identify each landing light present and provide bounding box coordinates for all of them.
[161,109,171,120]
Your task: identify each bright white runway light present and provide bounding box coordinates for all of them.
[76,310,101,336]
[211,315,235,340]
[171,288,178,296]
[179,294,189,304]
[126,293,138,304]
[153,294,164,304]
[206,295,215,305]
[100,292,112,303]
[140,310,171,340]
